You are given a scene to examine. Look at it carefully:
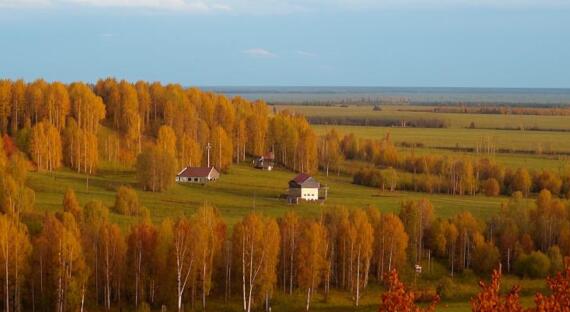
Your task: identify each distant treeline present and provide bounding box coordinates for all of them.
[399,105,570,116]
[307,116,449,128]
[271,100,570,109]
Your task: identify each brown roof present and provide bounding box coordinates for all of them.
[177,167,214,178]
[292,173,312,184]
[263,152,275,160]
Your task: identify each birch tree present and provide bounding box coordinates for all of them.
[296,220,327,311]
[233,213,280,312]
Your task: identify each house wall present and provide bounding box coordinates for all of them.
[176,176,209,183]
[301,187,319,201]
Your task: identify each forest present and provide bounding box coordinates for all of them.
[0,78,570,311]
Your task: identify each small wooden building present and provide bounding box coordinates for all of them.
[253,152,275,171]
[176,167,220,184]
[287,173,327,203]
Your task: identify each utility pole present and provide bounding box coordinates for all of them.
[207,143,212,167]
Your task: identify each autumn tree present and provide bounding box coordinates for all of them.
[126,218,158,308]
[399,199,434,264]
[81,200,109,307]
[318,129,342,176]
[45,82,70,130]
[233,213,280,312]
[483,178,500,196]
[99,222,126,310]
[370,212,409,280]
[39,213,88,311]
[9,80,25,135]
[511,168,531,197]
[0,153,35,216]
[211,126,233,171]
[350,209,374,306]
[25,79,47,125]
[278,210,299,294]
[192,204,226,309]
[534,266,570,311]
[29,121,62,171]
[178,133,202,168]
[118,80,142,156]
[157,125,177,159]
[471,241,500,275]
[471,269,523,312]
[136,145,177,192]
[0,215,31,312]
[0,80,12,133]
[378,269,439,312]
[63,188,82,222]
[297,220,328,311]
[171,217,196,311]
[135,81,151,130]
[113,185,145,216]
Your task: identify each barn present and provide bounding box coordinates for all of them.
[287,173,327,203]
[176,167,220,184]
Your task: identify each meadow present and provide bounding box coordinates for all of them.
[312,124,570,154]
[276,104,570,131]
[29,163,512,228]
[27,162,543,311]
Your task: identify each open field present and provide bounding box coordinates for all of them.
[27,162,543,311]
[312,125,570,154]
[276,104,570,131]
[313,124,570,170]
[29,163,514,228]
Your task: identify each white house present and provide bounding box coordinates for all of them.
[288,173,326,203]
[176,167,220,184]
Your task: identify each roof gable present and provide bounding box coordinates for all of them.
[290,173,320,188]
[177,167,214,178]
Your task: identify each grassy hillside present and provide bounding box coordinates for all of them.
[27,162,546,312]
[28,163,513,229]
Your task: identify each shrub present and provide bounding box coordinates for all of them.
[483,178,500,196]
[547,246,564,275]
[514,251,551,278]
[113,185,145,216]
[472,241,500,275]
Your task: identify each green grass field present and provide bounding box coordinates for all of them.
[312,124,570,171]
[313,124,570,154]
[27,162,545,311]
[29,163,514,228]
[276,104,570,131]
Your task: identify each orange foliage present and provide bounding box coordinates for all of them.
[534,267,570,312]
[379,269,439,312]
[471,269,524,312]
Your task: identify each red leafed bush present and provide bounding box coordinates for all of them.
[379,269,439,312]
[471,269,524,312]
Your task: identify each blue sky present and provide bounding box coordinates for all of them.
[0,0,569,87]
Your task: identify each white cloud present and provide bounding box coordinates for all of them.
[0,0,50,8]
[296,50,317,57]
[243,48,277,58]
[1,0,568,11]
[63,0,226,11]
[0,0,231,11]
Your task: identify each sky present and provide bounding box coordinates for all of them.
[0,0,569,88]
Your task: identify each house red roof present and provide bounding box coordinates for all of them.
[263,151,275,160]
[177,167,214,178]
[292,173,311,184]
[289,173,320,188]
